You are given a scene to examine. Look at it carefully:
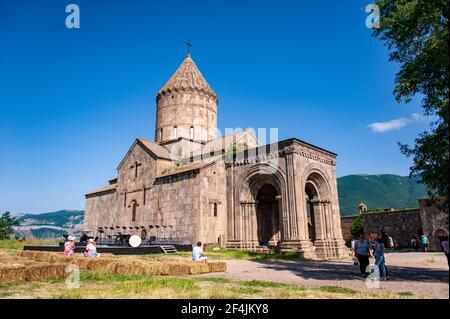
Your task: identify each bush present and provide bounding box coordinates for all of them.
[350,215,364,238]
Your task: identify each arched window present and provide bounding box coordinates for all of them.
[131,201,137,222]
[213,203,218,217]
[173,126,177,139]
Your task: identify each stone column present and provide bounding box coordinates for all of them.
[279,146,315,258]
[249,202,259,250]
[310,199,329,259]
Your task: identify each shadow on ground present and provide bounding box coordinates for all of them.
[253,259,449,283]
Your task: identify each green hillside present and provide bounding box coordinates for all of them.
[337,174,428,216]
[15,210,84,239]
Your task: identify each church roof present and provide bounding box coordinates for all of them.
[156,161,213,179]
[201,129,259,154]
[85,184,117,197]
[157,53,217,100]
[138,138,174,160]
[116,138,176,171]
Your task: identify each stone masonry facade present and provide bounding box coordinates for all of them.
[83,53,348,259]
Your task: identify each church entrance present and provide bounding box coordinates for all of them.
[256,184,280,246]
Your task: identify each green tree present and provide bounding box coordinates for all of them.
[373,0,449,211]
[0,211,20,240]
[350,215,364,238]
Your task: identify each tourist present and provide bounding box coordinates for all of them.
[84,238,98,257]
[374,238,389,280]
[411,236,419,251]
[421,234,429,252]
[354,234,370,276]
[192,241,208,263]
[388,236,394,249]
[351,238,356,251]
[64,236,76,256]
[79,232,89,243]
[441,237,449,266]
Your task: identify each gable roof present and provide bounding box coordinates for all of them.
[85,184,117,197]
[156,161,214,179]
[190,129,259,159]
[117,138,177,170]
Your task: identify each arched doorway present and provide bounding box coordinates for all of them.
[256,184,280,246]
[305,191,316,242]
[305,181,319,243]
[304,171,332,250]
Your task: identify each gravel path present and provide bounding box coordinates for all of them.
[206,252,449,298]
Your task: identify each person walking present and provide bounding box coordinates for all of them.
[411,236,419,251]
[441,237,449,267]
[354,234,371,276]
[374,238,389,280]
[388,236,394,249]
[421,234,429,252]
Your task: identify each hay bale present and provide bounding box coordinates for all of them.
[207,262,227,273]
[0,264,26,282]
[85,258,115,271]
[165,262,192,276]
[188,262,210,275]
[24,262,67,282]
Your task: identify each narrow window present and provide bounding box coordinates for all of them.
[190,126,194,139]
[132,202,137,222]
[213,203,218,217]
[173,126,177,139]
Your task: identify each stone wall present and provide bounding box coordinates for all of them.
[419,199,449,251]
[340,215,357,241]
[362,209,421,248]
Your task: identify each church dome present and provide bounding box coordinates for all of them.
[157,53,217,101]
[154,53,218,146]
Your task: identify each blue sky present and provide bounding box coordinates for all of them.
[0,0,430,214]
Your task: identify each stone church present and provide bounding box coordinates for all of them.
[84,53,347,259]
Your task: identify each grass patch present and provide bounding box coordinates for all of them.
[194,277,232,284]
[181,248,306,261]
[317,286,358,295]
[243,279,291,288]
[0,272,416,299]
[0,239,60,250]
[229,287,263,294]
[398,292,415,297]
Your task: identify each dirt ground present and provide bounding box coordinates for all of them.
[202,252,449,299]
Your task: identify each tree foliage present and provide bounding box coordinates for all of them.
[373,0,449,211]
[350,215,364,238]
[0,211,20,240]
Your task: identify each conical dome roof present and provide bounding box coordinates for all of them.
[157,53,217,101]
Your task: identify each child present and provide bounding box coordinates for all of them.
[64,236,76,256]
[84,238,98,257]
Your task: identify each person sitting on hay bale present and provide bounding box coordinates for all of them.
[84,238,98,257]
[64,236,76,256]
[192,241,208,263]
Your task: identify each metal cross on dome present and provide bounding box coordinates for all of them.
[185,40,192,54]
